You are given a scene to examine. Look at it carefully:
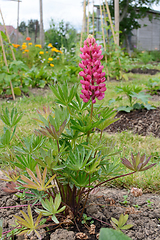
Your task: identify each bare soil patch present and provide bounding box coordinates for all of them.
[105,107,160,138]
[127,68,160,75]
[1,180,160,240]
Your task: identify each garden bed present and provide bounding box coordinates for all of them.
[105,107,160,138]
[1,179,160,240]
[127,68,160,75]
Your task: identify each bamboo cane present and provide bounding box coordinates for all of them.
[104,0,116,45]
[80,0,87,48]
[92,0,94,36]
[102,2,109,44]
[0,32,15,100]
[104,0,121,67]
[0,7,16,61]
[87,0,90,35]
[99,0,109,81]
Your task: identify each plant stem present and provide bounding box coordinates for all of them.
[90,101,93,120]
[83,171,136,194]
[56,139,60,152]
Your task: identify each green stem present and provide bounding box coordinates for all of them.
[90,101,93,120]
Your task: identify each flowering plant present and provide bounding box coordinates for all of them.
[0,36,156,238]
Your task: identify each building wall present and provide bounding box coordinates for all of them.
[131,13,160,50]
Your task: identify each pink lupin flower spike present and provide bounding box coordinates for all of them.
[79,35,106,104]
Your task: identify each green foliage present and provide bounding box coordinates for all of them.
[99,228,132,240]
[81,214,94,225]
[45,19,77,51]
[0,107,23,128]
[0,61,29,96]
[110,214,133,231]
[14,205,43,239]
[35,194,66,223]
[146,199,153,208]
[115,84,155,112]
[145,77,160,95]
[120,195,129,205]
[139,51,153,64]
[0,79,157,238]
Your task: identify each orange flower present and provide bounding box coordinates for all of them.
[25,49,29,52]
[26,37,31,41]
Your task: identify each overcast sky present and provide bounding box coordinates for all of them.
[0,0,160,32]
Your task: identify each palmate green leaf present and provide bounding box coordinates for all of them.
[97,117,118,131]
[70,118,103,133]
[14,205,42,239]
[66,147,93,171]
[69,93,90,112]
[70,171,97,188]
[0,107,23,128]
[49,83,77,106]
[35,194,65,224]
[21,165,56,191]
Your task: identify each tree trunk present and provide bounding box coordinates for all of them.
[39,0,44,47]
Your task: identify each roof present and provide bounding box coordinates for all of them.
[0,25,23,38]
[94,5,160,15]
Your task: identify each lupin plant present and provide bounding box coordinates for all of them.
[0,35,156,239]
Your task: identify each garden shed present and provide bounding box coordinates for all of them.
[94,5,160,51]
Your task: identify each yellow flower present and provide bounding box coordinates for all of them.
[39,51,44,54]
[57,56,59,60]
[25,49,29,52]
[48,43,53,48]
[35,44,42,48]
[46,51,48,53]
[22,42,27,45]
[58,50,63,54]
[50,63,54,67]
[48,57,53,61]
[22,51,25,54]
[22,44,27,49]
[28,43,32,46]
[51,47,57,52]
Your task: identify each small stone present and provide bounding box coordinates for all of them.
[50,229,75,240]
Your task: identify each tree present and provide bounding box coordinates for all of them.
[108,0,160,49]
[18,21,27,34]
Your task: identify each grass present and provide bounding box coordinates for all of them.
[0,68,160,193]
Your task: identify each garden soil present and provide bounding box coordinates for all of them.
[104,107,160,138]
[127,68,160,75]
[0,178,160,240]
